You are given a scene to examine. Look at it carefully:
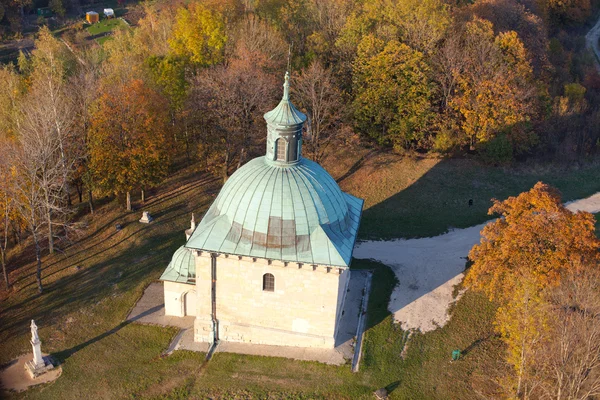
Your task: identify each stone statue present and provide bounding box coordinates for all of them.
[30,319,39,343]
[25,319,55,378]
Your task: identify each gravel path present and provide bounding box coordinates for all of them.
[354,192,600,333]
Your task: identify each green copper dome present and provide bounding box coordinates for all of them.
[185,72,363,267]
[160,245,196,283]
[186,157,363,266]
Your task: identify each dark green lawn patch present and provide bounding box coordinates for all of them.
[336,155,600,240]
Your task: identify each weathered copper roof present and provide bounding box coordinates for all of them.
[160,245,195,283]
[264,72,307,127]
[185,156,363,267]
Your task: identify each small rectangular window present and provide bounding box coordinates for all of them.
[276,140,286,161]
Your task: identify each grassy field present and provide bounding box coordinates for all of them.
[321,148,600,239]
[85,18,128,44]
[0,151,598,398]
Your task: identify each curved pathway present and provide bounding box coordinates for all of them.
[353,193,600,333]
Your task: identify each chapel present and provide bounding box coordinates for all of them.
[160,72,363,349]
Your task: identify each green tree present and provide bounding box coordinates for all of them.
[49,0,65,17]
[352,36,433,150]
[88,79,172,211]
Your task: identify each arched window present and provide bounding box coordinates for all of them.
[276,139,287,161]
[263,273,274,292]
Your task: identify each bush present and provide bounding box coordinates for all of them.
[480,134,513,164]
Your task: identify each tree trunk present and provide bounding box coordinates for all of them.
[33,231,43,293]
[126,191,131,211]
[2,202,9,289]
[141,189,145,203]
[88,190,94,215]
[47,210,54,254]
[222,151,230,184]
[1,250,8,289]
[236,148,246,170]
[77,184,83,203]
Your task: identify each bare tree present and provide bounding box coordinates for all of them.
[69,51,102,214]
[294,61,342,163]
[230,14,287,63]
[531,270,600,400]
[189,46,277,182]
[9,143,52,294]
[20,79,76,254]
[0,141,15,289]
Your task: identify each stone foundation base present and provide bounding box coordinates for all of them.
[194,318,335,348]
[25,357,55,379]
[194,317,215,343]
[218,321,335,349]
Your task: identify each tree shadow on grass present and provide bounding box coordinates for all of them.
[52,303,164,364]
[0,224,182,342]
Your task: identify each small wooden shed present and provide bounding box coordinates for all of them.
[86,11,99,24]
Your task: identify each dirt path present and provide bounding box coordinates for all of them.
[586,14,600,69]
[354,192,600,333]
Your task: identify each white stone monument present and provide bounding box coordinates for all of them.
[139,211,153,223]
[25,320,55,378]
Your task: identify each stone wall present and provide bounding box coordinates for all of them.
[193,252,348,348]
[163,281,196,317]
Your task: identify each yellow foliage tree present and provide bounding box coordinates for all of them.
[451,18,537,152]
[169,2,227,68]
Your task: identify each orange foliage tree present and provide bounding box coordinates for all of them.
[466,182,600,396]
[466,182,599,301]
[88,79,171,211]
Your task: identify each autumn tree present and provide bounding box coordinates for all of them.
[0,64,23,139]
[294,61,342,162]
[169,2,228,69]
[529,269,600,399]
[0,139,20,289]
[188,46,277,182]
[466,182,600,396]
[450,18,539,152]
[24,26,78,253]
[88,79,171,211]
[352,36,433,150]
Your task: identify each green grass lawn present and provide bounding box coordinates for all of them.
[86,18,127,37]
[1,155,599,398]
[323,150,600,239]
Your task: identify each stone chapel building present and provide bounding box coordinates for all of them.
[160,73,364,349]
